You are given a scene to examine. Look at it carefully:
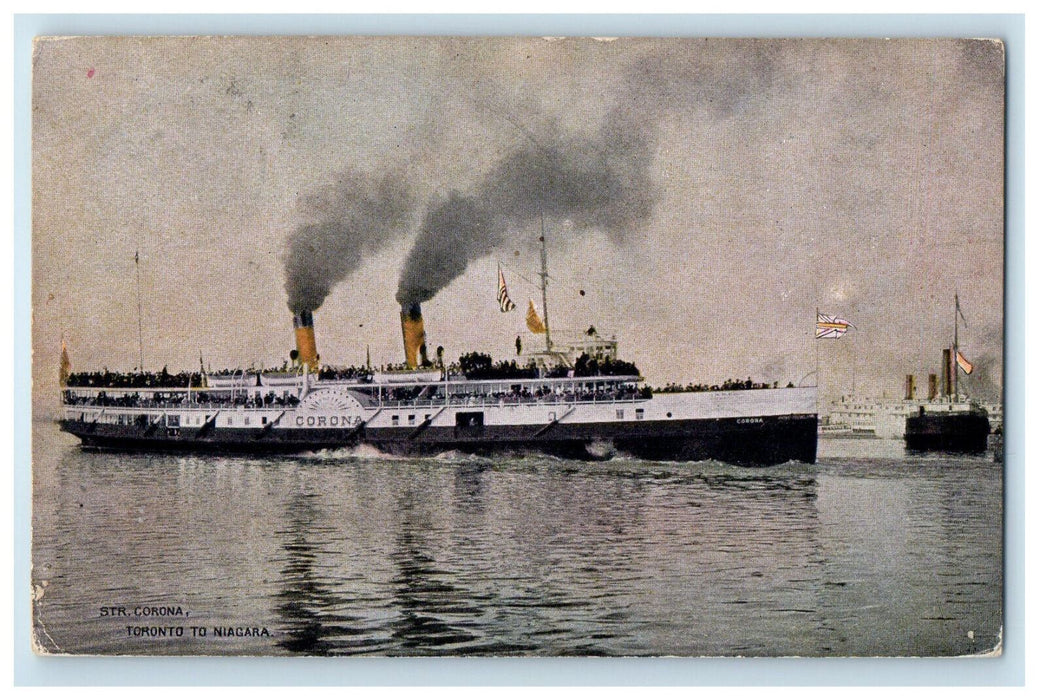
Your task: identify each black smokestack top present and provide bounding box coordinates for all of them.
[284,168,417,313]
[395,119,658,307]
[401,301,423,321]
[292,309,314,328]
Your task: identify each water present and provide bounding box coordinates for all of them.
[31,422,1002,657]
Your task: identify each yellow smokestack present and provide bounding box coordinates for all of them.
[293,310,319,370]
[400,303,426,369]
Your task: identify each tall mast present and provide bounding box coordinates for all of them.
[851,323,857,395]
[135,249,145,371]
[539,213,553,352]
[953,292,960,401]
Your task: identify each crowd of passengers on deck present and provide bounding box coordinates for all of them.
[653,378,792,393]
[62,390,301,408]
[64,369,206,388]
[64,368,792,409]
[382,384,654,405]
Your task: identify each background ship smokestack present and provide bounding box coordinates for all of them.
[941,348,954,398]
[928,373,938,400]
[400,303,426,369]
[293,310,319,369]
[905,374,916,401]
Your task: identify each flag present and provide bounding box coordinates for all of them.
[956,349,973,375]
[59,339,71,386]
[816,312,853,339]
[526,299,546,334]
[497,265,516,312]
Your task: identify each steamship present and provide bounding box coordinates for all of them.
[57,243,817,466]
[903,296,991,453]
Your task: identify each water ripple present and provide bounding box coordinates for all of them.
[31,423,1002,656]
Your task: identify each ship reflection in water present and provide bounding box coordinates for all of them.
[386,484,483,652]
[33,423,1001,656]
[273,488,360,655]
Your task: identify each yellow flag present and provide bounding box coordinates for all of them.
[526,299,546,334]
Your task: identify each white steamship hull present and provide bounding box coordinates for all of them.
[59,385,817,466]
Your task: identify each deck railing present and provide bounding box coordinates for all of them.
[62,392,648,411]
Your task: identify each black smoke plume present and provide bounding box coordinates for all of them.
[283,169,416,313]
[963,353,1001,401]
[396,112,658,307]
[395,41,784,308]
[281,41,786,312]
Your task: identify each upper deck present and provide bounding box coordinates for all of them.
[61,370,649,412]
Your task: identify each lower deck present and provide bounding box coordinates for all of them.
[60,412,817,466]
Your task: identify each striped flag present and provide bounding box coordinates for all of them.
[956,349,974,375]
[497,265,516,312]
[816,312,853,339]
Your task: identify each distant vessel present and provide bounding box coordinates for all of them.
[819,294,998,449]
[904,400,990,452]
[57,236,818,466]
[903,295,990,454]
[823,394,999,440]
[821,396,910,438]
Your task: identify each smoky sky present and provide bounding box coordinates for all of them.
[280,41,789,313]
[394,43,783,308]
[283,169,416,312]
[33,36,1005,398]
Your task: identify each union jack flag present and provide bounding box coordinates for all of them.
[816,312,853,339]
[497,265,516,312]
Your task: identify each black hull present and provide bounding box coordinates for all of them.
[61,421,364,455]
[904,412,990,454]
[59,414,818,466]
[615,416,817,466]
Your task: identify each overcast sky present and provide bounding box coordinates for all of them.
[32,36,1004,407]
